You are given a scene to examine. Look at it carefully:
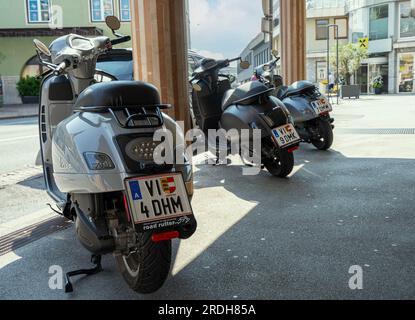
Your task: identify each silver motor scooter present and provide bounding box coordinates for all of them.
[35,16,197,294]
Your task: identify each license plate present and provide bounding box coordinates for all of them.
[311,99,332,115]
[124,173,193,232]
[271,124,301,148]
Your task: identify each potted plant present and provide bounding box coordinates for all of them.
[330,43,368,99]
[372,76,384,94]
[16,76,41,104]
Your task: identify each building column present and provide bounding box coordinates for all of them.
[280,0,306,84]
[130,0,190,131]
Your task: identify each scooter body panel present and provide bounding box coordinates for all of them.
[52,111,189,194]
[220,96,288,139]
[282,95,319,123]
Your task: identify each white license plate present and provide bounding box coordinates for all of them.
[271,124,301,148]
[124,173,193,230]
[311,99,332,115]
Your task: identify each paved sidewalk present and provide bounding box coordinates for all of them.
[0,104,38,120]
[0,95,415,299]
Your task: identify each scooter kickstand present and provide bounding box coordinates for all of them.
[65,255,103,293]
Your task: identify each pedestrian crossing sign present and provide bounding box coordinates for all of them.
[358,37,369,50]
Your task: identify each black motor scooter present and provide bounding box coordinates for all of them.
[254,54,335,150]
[190,57,301,178]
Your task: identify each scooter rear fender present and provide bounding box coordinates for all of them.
[220,97,289,139]
[282,95,319,123]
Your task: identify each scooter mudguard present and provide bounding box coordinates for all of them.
[220,96,289,139]
[283,95,319,123]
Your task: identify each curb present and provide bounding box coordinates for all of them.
[0,114,38,121]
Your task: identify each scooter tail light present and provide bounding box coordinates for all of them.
[287,146,299,153]
[152,231,180,243]
[123,193,131,222]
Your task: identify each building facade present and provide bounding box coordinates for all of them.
[348,0,415,94]
[0,0,133,104]
[238,0,415,94]
[239,0,349,84]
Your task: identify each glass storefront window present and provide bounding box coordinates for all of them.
[369,4,389,40]
[399,53,414,93]
[90,0,114,22]
[400,2,415,38]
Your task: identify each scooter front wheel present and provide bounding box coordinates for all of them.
[264,149,294,178]
[311,119,334,150]
[116,231,171,294]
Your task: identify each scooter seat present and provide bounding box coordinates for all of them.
[74,81,161,109]
[278,81,316,99]
[221,81,274,111]
[275,86,289,100]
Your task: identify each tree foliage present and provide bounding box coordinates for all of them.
[330,43,368,85]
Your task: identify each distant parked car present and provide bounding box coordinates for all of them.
[96,48,205,81]
[96,49,206,128]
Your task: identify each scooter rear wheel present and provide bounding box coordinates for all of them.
[311,119,334,151]
[264,149,294,178]
[116,231,171,294]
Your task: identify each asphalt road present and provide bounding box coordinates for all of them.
[0,117,39,174]
[0,95,415,300]
[0,117,49,233]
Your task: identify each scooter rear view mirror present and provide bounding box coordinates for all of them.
[240,61,250,70]
[272,49,279,58]
[105,15,121,32]
[33,39,51,57]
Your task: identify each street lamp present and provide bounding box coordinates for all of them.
[262,0,274,60]
[326,24,339,105]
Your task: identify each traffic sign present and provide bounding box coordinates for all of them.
[358,37,369,50]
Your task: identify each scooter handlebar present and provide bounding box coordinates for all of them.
[111,36,131,46]
[54,60,70,76]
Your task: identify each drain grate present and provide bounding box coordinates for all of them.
[337,128,415,135]
[0,216,72,256]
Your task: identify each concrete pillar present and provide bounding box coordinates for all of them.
[280,0,306,84]
[388,51,396,94]
[130,0,190,131]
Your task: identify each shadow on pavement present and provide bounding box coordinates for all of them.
[17,175,45,190]
[1,145,415,299]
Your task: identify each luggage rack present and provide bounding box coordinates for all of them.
[74,104,171,129]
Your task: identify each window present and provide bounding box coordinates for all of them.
[316,61,327,82]
[26,0,51,23]
[334,18,348,39]
[369,4,389,40]
[90,0,114,22]
[119,0,131,21]
[399,53,414,93]
[400,2,415,39]
[316,19,329,40]
[244,53,252,66]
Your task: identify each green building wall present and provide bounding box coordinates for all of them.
[0,0,132,78]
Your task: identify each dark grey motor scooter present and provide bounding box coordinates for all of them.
[190,57,301,178]
[254,55,335,150]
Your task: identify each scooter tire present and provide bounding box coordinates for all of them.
[264,149,294,178]
[311,119,334,151]
[116,232,171,294]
